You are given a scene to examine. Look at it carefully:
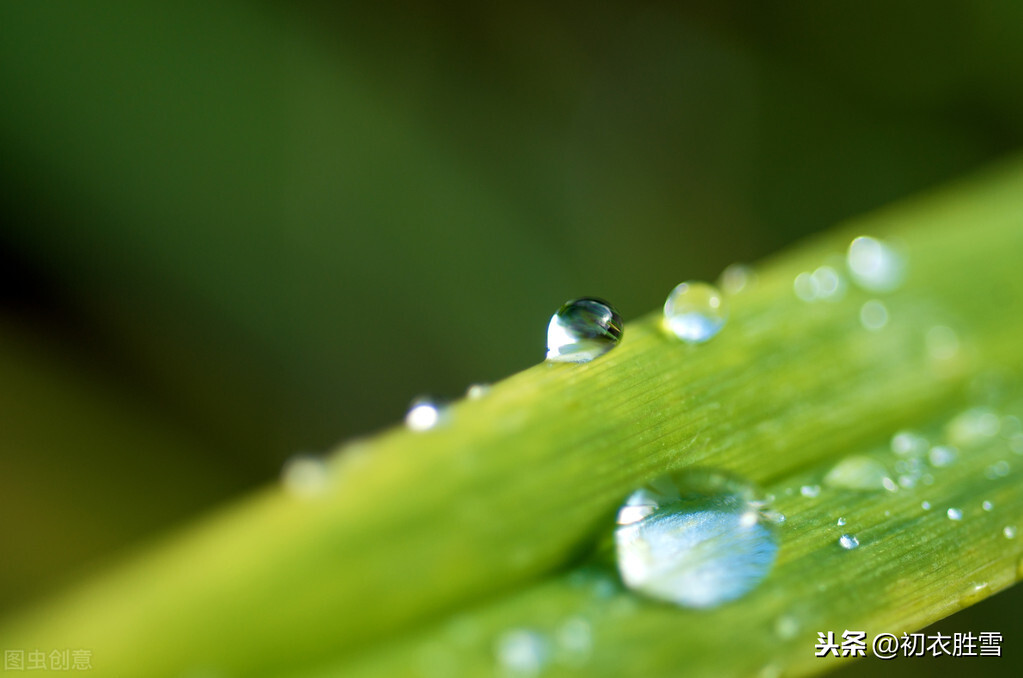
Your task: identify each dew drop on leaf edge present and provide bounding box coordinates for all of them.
[546,298,623,363]
[663,281,728,344]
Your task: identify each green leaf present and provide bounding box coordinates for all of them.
[3,157,1023,677]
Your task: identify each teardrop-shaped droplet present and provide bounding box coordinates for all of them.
[546,298,623,363]
[663,282,728,343]
[614,469,778,609]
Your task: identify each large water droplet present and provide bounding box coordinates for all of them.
[1004,525,1017,539]
[663,282,728,344]
[947,507,963,521]
[546,298,623,363]
[838,534,860,550]
[847,236,905,292]
[614,470,779,608]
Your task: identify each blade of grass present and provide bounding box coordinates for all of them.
[3,157,1023,677]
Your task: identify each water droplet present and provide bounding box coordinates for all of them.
[495,629,550,678]
[1011,433,1023,456]
[836,517,847,526]
[921,501,932,510]
[466,383,491,400]
[281,455,328,498]
[926,325,960,361]
[812,265,846,301]
[847,236,905,292]
[1004,525,1017,539]
[947,407,1001,448]
[719,263,757,295]
[838,534,860,550]
[947,507,963,521]
[1001,415,1022,438]
[824,456,895,492]
[406,397,444,431]
[546,298,623,363]
[774,615,800,640]
[614,470,779,608]
[800,484,821,498]
[928,445,958,468]
[793,272,818,302]
[891,431,929,456]
[898,474,917,489]
[859,300,889,331]
[984,460,1011,479]
[961,581,990,606]
[554,617,592,668]
[662,282,728,344]
[982,500,994,512]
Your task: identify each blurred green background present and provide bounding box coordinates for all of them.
[2,1,1022,672]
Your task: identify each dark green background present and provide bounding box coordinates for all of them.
[1,2,1021,674]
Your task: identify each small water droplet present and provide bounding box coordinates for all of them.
[663,282,728,343]
[859,300,889,331]
[811,265,846,301]
[774,615,800,640]
[961,581,991,606]
[948,407,1001,448]
[947,507,963,521]
[824,456,895,492]
[793,272,818,302]
[982,500,994,512]
[891,430,929,456]
[1001,415,1022,438]
[928,445,958,468]
[838,534,860,550]
[546,298,623,363]
[926,325,960,361]
[495,629,550,678]
[719,263,757,295]
[800,484,821,498]
[466,383,491,400]
[836,517,847,526]
[614,470,779,608]
[1004,525,1017,539]
[898,474,917,489]
[847,236,905,292]
[921,501,932,510]
[554,617,592,668]
[406,397,444,431]
[281,455,328,498]
[985,460,1010,479]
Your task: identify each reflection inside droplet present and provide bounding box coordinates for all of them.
[614,470,779,608]
[546,298,623,363]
